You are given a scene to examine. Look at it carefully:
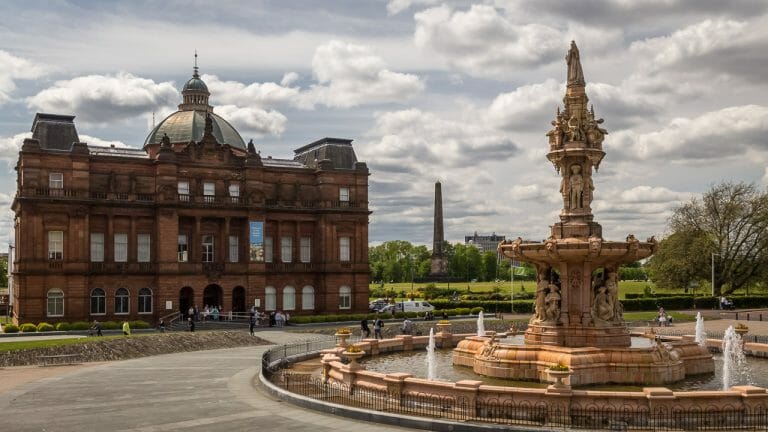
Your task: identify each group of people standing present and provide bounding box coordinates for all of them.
[360,316,385,339]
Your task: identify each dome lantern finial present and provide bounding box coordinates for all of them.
[193,50,199,78]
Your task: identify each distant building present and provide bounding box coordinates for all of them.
[465,232,506,254]
[10,64,370,324]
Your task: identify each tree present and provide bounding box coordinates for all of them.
[648,182,768,295]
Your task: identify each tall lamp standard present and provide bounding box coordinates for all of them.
[711,253,720,298]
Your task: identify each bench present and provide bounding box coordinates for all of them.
[38,354,82,367]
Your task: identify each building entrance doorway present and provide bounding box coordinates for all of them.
[203,284,222,309]
[179,286,194,318]
[232,286,246,313]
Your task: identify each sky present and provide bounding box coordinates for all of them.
[1,0,767,250]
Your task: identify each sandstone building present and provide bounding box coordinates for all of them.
[10,66,370,324]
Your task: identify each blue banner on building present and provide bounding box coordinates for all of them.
[249,221,264,262]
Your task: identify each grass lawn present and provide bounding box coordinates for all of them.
[0,333,155,353]
[623,311,696,322]
[370,280,684,300]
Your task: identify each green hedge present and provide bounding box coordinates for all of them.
[19,323,37,332]
[129,320,151,329]
[2,324,19,333]
[55,322,71,331]
[36,322,55,332]
[70,321,91,330]
[430,299,534,314]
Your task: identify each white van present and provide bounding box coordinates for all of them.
[395,301,435,313]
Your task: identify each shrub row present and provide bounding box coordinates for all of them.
[2,320,151,333]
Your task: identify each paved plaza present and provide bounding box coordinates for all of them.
[1,315,767,431]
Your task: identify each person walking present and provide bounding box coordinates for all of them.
[158,319,166,333]
[91,320,102,336]
[373,316,384,339]
[249,314,256,336]
[360,317,370,338]
[122,321,131,336]
[188,317,195,332]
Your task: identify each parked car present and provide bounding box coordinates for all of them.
[377,304,397,314]
[394,301,435,313]
[369,299,389,312]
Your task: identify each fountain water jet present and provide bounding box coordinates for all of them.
[722,325,749,390]
[695,312,707,347]
[476,311,485,337]
[426,328,437,381]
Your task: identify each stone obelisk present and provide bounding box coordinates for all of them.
[429,181,448,277]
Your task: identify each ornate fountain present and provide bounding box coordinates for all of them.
[454,42,714,386]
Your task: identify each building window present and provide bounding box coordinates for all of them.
[114,233,128,262]
[229,183,239,203]
[178,234,188,262]
[203,182,215,203]
[302,286,315,310]
[280,236,292,263]
[137,234,151,262]
[265,286,276,311]
[264,236,273,263]
[115,288,129,314]
[48,231,63,260]
[339,186,349,203]
[202,235,214,262]
[340,236,351,262]
[229,235,239,263]
[90,288,106,315]
[47,289,64,317]
[283,286,296,311]
[49,172,64,190]
[138,287,152,314]
[90,233,104,262]
[339,286,352,309]
[300,237,311,263]
[178,181,190,201]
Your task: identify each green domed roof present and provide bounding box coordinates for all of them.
[144,110,246,150]
[183,76,209,92]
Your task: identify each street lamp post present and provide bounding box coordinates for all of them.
[711,253,720,297]
[510,260,515,313]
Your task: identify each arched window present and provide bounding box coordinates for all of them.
[115,288,129,314]
[283,286,296,311]
[265,286,276,311]
[339,285,351,310]
[47,289,64,317]
[90,288,106,315]
[302,286,315,310]
[138,288,152,314]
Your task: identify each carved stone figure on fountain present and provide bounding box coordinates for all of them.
[584,106,608,147]
[605,268,623,322]
[566,40,585,87]
[546,108,566,148]
[566,114,581,141]
[544,283,561,323]
[532,270,549,323]
[592,284,613,324]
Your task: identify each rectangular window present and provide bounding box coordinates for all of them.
[178,234,188,262]
[49,172,64,189]
[202,234,214,262]
[264,236,273,263]
[229,235,239,263]
[280,236,292,263]
[178,181,190,201]
[300,237,311,263]
[339,187,349,202]
[47,290,64,317]
[204,182,215,203]
[229,183,239,203]
[137,233,151,262]
[90,233,104,262]
[48,231,63,260]
[340,236,351,262]
[114,233,128,262]
[339,287,351,309]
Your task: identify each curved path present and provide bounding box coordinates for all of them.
[0,331,420,432]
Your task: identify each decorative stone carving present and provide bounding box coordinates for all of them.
[544,283,561,322]
[532,268,549,323]
[566,40,585,87]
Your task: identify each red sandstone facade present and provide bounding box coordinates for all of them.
[10,71,370,325]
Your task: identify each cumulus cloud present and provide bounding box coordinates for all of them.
[0,132,31,165]
[27,73,178,126]
[215,104,287,137]
[0,50,47,104]
[204,74,300,108]
[387,0,440,15]
[79,134,129,148]
[304,40,424,108]
[762,167,768,186]
[608,105,768,162]
[414,5,564,79]
[488,79,562,130]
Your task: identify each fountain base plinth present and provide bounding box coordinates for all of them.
[454,336,714,386]
[525,323,630,348]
